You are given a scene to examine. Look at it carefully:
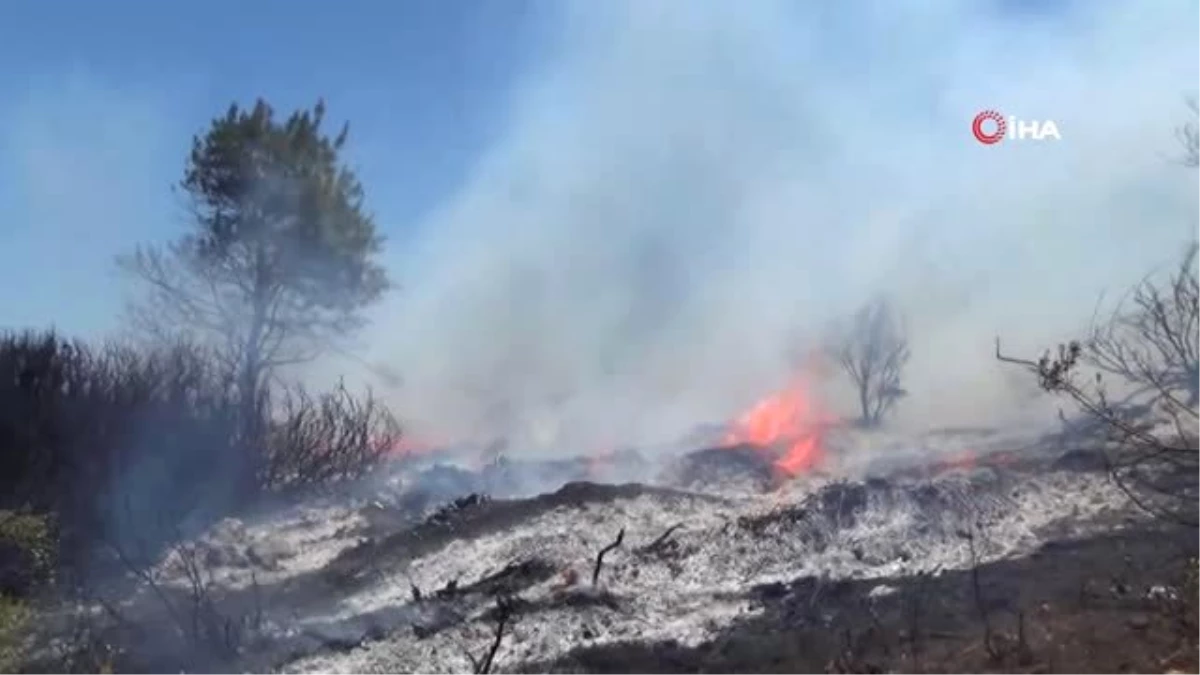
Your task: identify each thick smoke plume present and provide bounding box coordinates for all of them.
[359,1,1198,456]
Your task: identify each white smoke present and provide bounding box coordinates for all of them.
[361,0,1198,455]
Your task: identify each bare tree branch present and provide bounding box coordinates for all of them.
[832,297,910,427]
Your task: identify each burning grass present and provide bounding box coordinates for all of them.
[720,375,834,481]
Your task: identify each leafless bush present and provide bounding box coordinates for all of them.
[997,243,1199,525]
[998,108,1199,525]
[262,381,399,491]
[832,297,910,427]
[1087,243,1199,408]
[172,541,263,661]
[95,499,267,670]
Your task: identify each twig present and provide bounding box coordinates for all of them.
[961,527,998,661]
[592,528,625,586]
[478,597,512,675]
[457,642,483,673]
[642,522,683,553]
[861,597,891,660]
[1016,609,1034,665]
[906,570,932,672]
[93,592,140,634]
[106,538,185,639]
[250,570,264,631]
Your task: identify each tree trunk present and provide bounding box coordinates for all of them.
[236,265,271,502]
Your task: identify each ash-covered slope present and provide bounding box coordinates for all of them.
[39,432,1174,674]
[272,458,1136,673]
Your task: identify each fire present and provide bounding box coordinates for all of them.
[940,450,977,472]
[724,378,831,479]
[586,447,616,480]
[388,436,438,457]
[932,449,1019,475]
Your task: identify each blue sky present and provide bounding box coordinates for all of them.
[0,0,541,333]
[1,1,1197,443]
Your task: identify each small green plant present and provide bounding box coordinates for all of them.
[0,594,31,672]
[1179,556,1198,632]
[0,511,57,590]
[0,511,56,671]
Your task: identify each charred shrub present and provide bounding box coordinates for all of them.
[0,331,245,567]
[0,330,398,575]
[262,382,398,492]
[997,242,1199,526]
[0,330,399,671]
[431,493,492,522]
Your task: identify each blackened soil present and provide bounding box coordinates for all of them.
[517,523,1199,674]
[669,444,782,491]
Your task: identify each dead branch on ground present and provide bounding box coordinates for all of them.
[477,598,511,675]
[459,595,513,675]
[640,523,683,555]
[592,528,625,586]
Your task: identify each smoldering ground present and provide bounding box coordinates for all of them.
[348,0,1198,456]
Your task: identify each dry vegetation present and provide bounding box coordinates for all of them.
[831,296,911,428]
[0,330,398,671]
[998,242,1199,526]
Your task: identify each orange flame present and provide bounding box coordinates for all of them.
[724,378,830,479]
[940,450,977,472]
[388,436,438,457]
[931,449,1018,475]
[586,447,616,480]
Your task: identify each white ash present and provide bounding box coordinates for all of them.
[153,502,369,591]
[280,465,1137,674]
[89,425,1142,674]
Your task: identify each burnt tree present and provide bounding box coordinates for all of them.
[833,297,910,428]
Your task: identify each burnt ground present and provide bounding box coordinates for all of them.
[517,523,1199,674]
[321,482,728,589]
[20,443,1200,675]
[23,482,728,673]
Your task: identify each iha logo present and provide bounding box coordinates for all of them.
[972,109,1061,144]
